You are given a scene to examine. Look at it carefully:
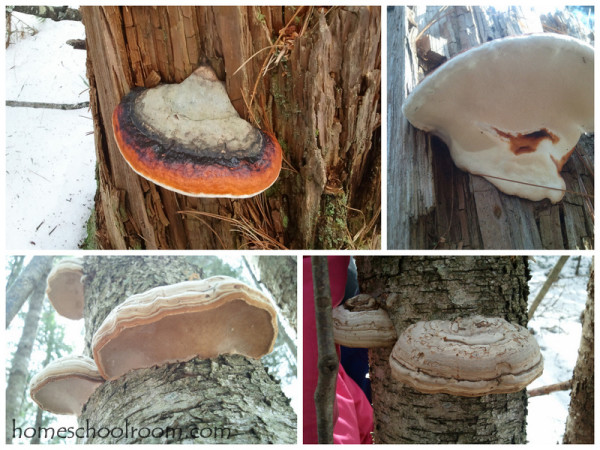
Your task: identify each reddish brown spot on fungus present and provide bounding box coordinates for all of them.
[493,128,559,155]
[551,146,576,173]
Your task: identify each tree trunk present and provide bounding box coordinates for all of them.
[5,283,46,444]
[563,264,594,443]
[246,255,297,330]
[78,256,296,444]
[388,6,593,250]
[80,6,381,250]
[356,256,530,443]
[6,256,54,327]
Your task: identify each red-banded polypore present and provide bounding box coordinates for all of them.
[29,356,104,416]
[402,33,594,203]
[112,65,282,198]
[92,276,278,380]
[389,316,543,396]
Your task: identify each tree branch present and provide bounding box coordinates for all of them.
[312,256,338,444]
[528,256,570,320]
[10,6,82,21]
[528,379,572,397]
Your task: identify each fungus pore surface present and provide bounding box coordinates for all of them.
[45,257,84,320]
[112,65,282,198]
[92,276,278,380]
[390,316,543,396]
[402,33,594,203]
[29,356,104,416]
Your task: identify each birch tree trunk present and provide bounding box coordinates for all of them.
[5,283,46,444]
[81,6,381,250]
[356,256,530,443]
[388,6,593,250]
[78,256,296,444]
[563,264,594,443]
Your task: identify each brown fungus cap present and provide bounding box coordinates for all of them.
[402,33,594,203]
[332,295,397,348]
[390,316,543,396]
[29,356,104,416]
[92,276,278,380]
[45,257,84,320]
[112,65,282,198]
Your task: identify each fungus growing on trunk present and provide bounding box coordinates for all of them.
[112,65,282,198]
[332,294,397,347]
[45,257,84,320]
[92,276,278,380]
[402,33,594,203]
[29,356,104,416]
[389,316,543,396]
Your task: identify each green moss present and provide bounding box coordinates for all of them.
[80,209,97,250]
[316,192,351,249]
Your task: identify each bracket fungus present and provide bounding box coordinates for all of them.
[45,257,84,320]
[112,65,282,198]
[92,276,278,380]
[332,294,397,347]
[402,33,594,203]
[389,316,543,396]
[29,356,104,416]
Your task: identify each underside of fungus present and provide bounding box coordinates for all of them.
[402,33,594,203]
[45,257,84,320]
[92,276,278,380]
[112,65,282,198]
[389,316,543,396]
[332,294,397,347]
[29,356,104,416]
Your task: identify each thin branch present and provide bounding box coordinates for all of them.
[528,379,572,397]
[312,256,338,444]
[528,256,570,320]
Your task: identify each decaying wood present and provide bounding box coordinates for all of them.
[81,6,381,249]
[388,6,594,250]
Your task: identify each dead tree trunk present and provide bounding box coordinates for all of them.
[81,6,381,250]
[388,6,593,250]
[563,264,594,444]
[356,256,530,443]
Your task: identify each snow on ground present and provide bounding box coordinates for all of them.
[5,12,96,250]
[526,256,591,444]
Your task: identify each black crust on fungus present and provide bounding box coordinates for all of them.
[119,88,266,169]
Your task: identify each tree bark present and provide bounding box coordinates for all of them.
[80,6,381,250]
[357,256,530,444]
[311,256,338,443]
[6,256,54,328]
[5,283,46,444]
[563,264,594,444]
[388,6,593,250]
[79,256,296,444]
[246,255,297,330]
